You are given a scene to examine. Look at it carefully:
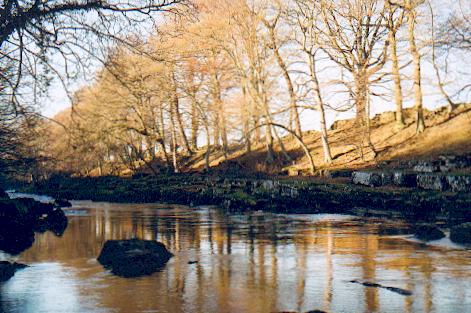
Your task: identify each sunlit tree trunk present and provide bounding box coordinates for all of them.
[172,74,192,155]
[169,100,179,173]
[158,104,170,166]
[190,98,199,150]
[309,53,332,164]
[389,23,405,129]
[355,71,377,159]
[406,1,425,134]
[265,21,302,139]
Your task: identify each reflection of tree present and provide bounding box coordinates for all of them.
[362,234,379,312]
[323,226,333,312]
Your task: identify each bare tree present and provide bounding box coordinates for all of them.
[315,0,390,158]
[292,0,333,164]
[386,1,406,129]
[261,1,302,139]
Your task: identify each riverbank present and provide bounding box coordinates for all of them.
[19,173,471,227]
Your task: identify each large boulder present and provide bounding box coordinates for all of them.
[352,171,383,187]
[414,224,445,241]
[450,223,471,244]
[0,261,27,282]
[97,239,173,277]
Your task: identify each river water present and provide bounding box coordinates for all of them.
[0,198,470,313]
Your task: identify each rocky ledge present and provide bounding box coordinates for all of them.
[97,239,173,278]
[352,155,471,192]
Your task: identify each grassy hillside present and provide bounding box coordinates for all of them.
[174,104,471,175]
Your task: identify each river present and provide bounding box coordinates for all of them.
[0,197,470,313]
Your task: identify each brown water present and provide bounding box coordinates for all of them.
[0,198,470,313]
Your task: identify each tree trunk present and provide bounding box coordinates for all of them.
[265,123,275,164]
[309,53,332,164]
[389,27,405,129]
[213,111,220,148]
[220,113,229,158]
[190,98,199,150]
[204,124,211,171]
[271,33,302,139]
[169,101,179,173]
[173,93,192,156]
[242,84,252,153]
[407,5,425,134]
[355,72,376,159]
[158,105,170,167]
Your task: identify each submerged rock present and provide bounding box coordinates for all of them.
[414,225,445,241]
[450,223,471,244]
[349,280,412,296]
[0,261,27,282]
[97,239,173,277]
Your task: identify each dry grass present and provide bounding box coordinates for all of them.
[176,104,471,175]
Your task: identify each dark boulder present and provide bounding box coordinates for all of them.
[97,239,173,277]
[0,198,68,254]
[54,199,72,208]
[35,208,68,236]
[47,208,68,236]
[0,200,36,254]
[0,261,27,282]
[450,223,471,244]
[0,220,35,255]
[414,224,445,241]
[0,188,8,199]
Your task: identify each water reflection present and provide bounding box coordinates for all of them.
[1,201,470,313]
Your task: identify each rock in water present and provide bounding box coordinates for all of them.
[97,239,173,277]
[414,224,445,241]
[450,223,471,244]
[0,261,27,282]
